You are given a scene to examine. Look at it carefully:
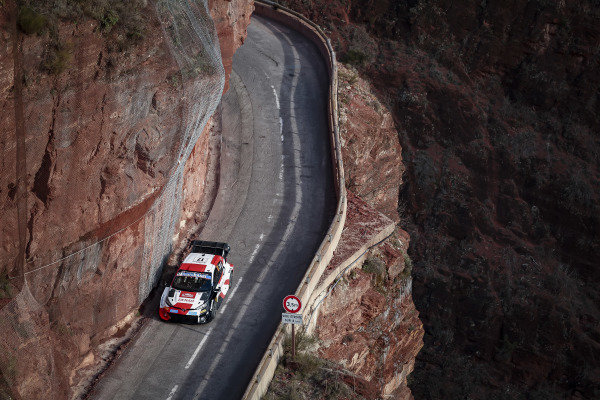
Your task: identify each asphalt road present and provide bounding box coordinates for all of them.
[90,15,335,400]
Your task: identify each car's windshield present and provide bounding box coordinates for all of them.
[172,272,212,292]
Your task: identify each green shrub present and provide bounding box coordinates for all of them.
[283,332,317,354]
[340,49,368,66]
[402,251,413,277]
[101,8,119,32]
[362,255,387,293]
[0,273,11,299]
[362,255,386,277]
[43,44,72,75]
[347,269,357,280]
[18,6,46,35]
[295,352,323,378]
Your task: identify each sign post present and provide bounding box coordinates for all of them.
[282,295,302,359]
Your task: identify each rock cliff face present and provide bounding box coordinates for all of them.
[280,0,600,398]
[317,239,421,400]
[338,64,404,222]
[0,1,253,398]
[312,65,422,398]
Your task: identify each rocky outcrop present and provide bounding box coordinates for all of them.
[210,0,254,92]
[316,195,422,399]
[0,1,253,398]
[338,64,404,222]
[295,60,423,398]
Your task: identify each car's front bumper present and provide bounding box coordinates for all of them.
[159,306,208,322]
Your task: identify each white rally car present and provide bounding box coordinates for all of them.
[159,241,233,324]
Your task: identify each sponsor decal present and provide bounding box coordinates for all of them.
[195,254,213,263]
[177,271,211,279]
[177,298,195,304]
[170,309,179,314]
[180,292,195,298]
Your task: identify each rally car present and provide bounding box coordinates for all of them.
[159,241,233,324]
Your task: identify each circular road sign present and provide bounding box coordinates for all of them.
[283,295,302,314]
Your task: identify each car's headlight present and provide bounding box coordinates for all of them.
[164,288,176,307]
[192,301,206,310]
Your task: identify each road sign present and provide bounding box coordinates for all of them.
[283,295,301,313]
[282,313,303,325]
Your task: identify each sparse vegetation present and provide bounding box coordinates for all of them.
[338,90,351,106]
[339,70,358,85]
[100,8,119,32]
[340,49,368,66]
[17,6,46,35]
[42,43,72,75]
[55,321,74,337]
[1,356,16,387]
[182,51,217,78]
[361,255,385,277]
[0,273,12,299]
[167,73,181,88]
[18,0,147,62]
[347,268,357,280]
[362,255,387,294]
[264,332,363,400]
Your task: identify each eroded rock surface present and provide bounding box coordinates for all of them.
[0,1,253,398]
[308,60,422,398]
[316,195,423,399]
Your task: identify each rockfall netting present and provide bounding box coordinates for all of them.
[137,0,225,301]
[0,0,225,397]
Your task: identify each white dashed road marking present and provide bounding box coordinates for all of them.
[166,385,178,400]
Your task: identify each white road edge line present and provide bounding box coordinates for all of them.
[220,276,243,315]
[166,385,178,400]
[185,327,214,369]
[184,275,244,370]
[248,243,260,263]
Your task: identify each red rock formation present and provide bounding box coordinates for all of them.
[210,0,254,92]
[0,1,253,398]
[316,194,423,399]
[310,59,422,397]
[338,64,404,222]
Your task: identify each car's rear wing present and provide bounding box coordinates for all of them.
[191,240,231,259]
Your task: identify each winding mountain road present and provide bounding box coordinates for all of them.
[90,14,335,400]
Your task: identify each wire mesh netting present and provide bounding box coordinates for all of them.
[0,1,225,397]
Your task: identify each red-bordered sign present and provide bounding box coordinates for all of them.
[283,295,301,313]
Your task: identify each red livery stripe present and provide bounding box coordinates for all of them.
[180,263,207,272]
[175,302,193,310]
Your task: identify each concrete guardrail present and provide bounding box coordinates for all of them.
[241,1,346,399]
